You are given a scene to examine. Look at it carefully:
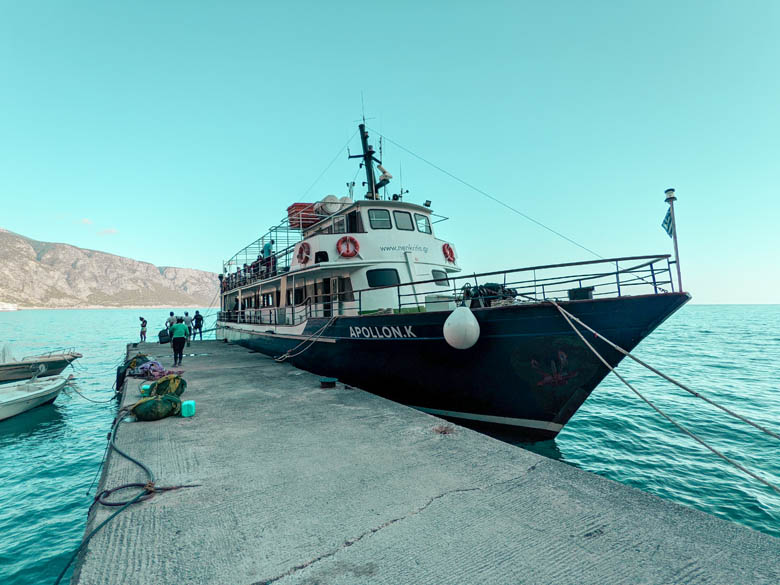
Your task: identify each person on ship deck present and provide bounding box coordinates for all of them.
[262,240,275,276]
[250,255,262,279]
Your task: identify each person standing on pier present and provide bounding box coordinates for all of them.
[183,311,193,346]
[192,310,204,341]
[170,317,189,366]
[139,317,147,342]
[165,311,176,331]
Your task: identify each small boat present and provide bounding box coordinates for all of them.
[0,350,82,383]
[0,375,71,422]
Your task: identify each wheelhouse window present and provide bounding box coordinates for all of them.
[366,268,400,287]
[333,216,346,234]
[393,211,414,231]
[415,213,432,234]
[431,270,449,287]
[368,209,392,229]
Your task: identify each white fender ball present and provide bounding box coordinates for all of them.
[443,306,481,350]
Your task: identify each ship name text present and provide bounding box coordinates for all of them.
[349,325,417,339]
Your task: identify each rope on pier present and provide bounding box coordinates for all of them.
[274,315,338,362]
[550,300,780,495]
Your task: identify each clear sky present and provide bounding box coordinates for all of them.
[1,1,778,303]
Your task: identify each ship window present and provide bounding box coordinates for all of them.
[393,211,414,231]
[333,216,346,234]
[294,287,305,305]
[367,268,400,288]
[432,270,449,287]
[368,209,392,229]
[415,214,432,234]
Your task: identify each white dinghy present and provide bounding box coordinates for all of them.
[0,375,71,422]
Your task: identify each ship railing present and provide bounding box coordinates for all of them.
[218,297,316,327]
[219,290,363,326]
[20,347,80,360]
[352,254,676,314]
[221,201,366,293]
[223,212,303,280]
[217,255,675,323]
[221,242,298,293]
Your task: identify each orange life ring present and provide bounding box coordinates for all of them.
[336,236,360,258]
[442,243,455,263]
[297,242,311,264]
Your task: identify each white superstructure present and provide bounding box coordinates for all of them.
[219,198,461,331]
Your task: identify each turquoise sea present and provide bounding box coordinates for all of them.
[0,305,778,584]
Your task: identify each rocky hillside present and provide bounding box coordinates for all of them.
[0,229,219,308]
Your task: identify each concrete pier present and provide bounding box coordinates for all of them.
[72,340,779,584]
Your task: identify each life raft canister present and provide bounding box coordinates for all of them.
[297,242,311,264]
[336,236,360,258]
[442,243,455,263]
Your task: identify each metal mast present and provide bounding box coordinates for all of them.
[350,124,380,199]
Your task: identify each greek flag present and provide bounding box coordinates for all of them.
[661,208,674,238]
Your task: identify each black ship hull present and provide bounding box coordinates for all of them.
[217,292,689,439]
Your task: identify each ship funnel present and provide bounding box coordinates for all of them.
[443,306,480,350]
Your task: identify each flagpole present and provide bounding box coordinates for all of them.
[665,188,683,292]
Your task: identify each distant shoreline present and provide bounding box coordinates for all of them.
[8,304,217,311]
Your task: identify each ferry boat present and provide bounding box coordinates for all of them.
[216,124,689,439]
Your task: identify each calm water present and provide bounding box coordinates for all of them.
[0,306,778,584]
[0,308,217,585]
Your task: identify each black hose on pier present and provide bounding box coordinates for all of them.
[53,405,200,584]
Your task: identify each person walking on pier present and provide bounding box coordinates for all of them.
[183,311,193,346]
[170,317,189,366]
[192,310,204,341]
[139,317,147,342]
[165,311,176,331]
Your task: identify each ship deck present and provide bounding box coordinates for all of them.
[71,340,779,584]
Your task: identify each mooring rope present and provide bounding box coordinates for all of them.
[274,315,338,362]
[549,300,780,495]
[85,440,111,496]
[552,301,780,441]
[65,379,117,404]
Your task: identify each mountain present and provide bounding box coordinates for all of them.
[0,229,219,309]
